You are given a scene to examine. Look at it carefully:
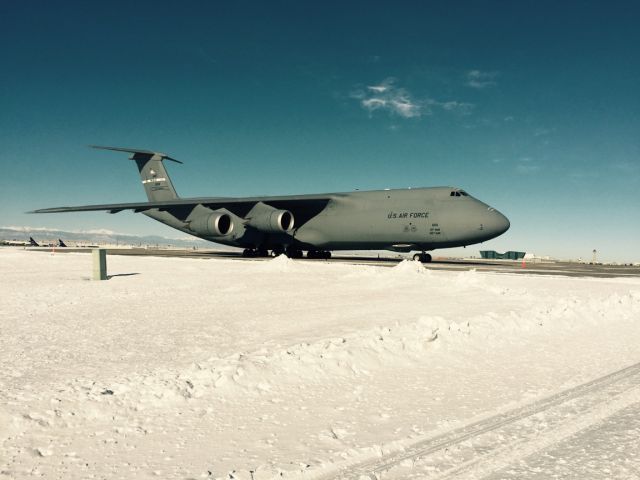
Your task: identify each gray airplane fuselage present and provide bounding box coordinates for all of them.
[143,187,509,252]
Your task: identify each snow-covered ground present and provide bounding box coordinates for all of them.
[1,248,639,479]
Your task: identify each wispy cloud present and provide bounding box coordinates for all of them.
[515,157,540,174]
[516,164,540,174]
[568,171,598,181]
[437,100,474,115]
[534,127,552,137]
[351,78,473,119]
[613,161,639,174]
[366,84,388,93]
[351,78,421,118]
[465,70,498,89]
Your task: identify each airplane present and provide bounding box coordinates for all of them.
[31,146,510,262]
[58,238,68,247]
[1,236,41,247]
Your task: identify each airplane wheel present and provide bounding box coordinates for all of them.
[323,251,331,259]
[307,250,318,259]
[242,249,254,258]
[286,248,303,259]
[414,253,433,263]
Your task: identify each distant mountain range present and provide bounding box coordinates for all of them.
[0,226,224,249]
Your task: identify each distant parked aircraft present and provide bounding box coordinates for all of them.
[32,146,510,262]
[1,236,40,247]
[58,238,67,247]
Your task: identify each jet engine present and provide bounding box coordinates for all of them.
[245,203,295,233]
[189,211,233,236]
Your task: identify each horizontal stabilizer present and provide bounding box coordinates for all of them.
[89,145,183,164]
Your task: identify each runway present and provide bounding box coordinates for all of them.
[25,246,640,278]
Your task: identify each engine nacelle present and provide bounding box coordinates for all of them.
[246,203,295,234]
[189,212,233,236]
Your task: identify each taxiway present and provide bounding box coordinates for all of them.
[25,246,640,278]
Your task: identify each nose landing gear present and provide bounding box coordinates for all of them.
[413,252,432,263]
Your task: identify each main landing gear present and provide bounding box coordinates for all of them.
[242,247,315,259]
[307,250,331,260]
[413,252,432,263]
[285,247,304,259]
[242,248,270,258]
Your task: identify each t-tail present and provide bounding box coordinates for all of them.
[90,145,182,202]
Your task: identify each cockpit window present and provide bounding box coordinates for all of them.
[450,191,463,197]
[460,191,469,196]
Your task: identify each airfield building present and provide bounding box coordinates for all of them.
[480,250,526,260]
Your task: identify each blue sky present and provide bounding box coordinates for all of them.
[1,1,639,261]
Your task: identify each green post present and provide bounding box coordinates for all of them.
[92,248,107,280]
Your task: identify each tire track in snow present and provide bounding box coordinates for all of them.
[431,378,640,480]
[325,360,640,480]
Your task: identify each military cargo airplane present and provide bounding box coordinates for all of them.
[32,146,510,262]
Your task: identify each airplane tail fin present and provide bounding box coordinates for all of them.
[58,239,67,247]
[90,146,182,202]
[29,237,39,246]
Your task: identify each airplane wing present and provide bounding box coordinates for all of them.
[30,195,335,227]
[30,146,338,228]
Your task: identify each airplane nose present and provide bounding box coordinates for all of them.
[493,210,510,235]
[483,208,510,237]
[495,211,511,235]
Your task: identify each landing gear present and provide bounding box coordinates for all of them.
[242,248,271,258]
[244,247,330,260]
[413,252,432,263]
[285,247,304,259]
[307,250,331,260]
